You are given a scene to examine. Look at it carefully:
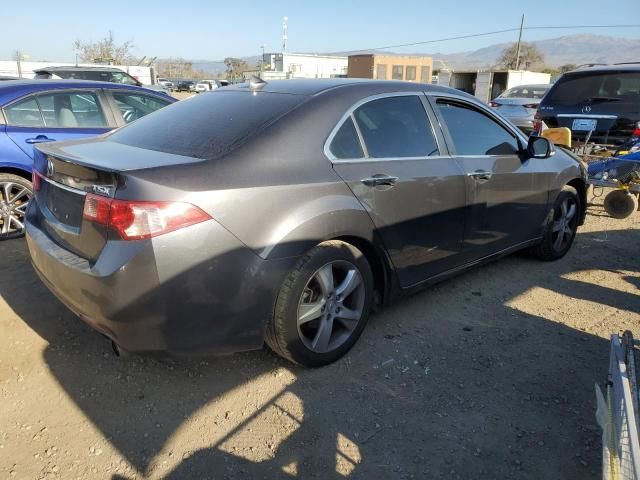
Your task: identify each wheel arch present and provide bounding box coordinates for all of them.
[566,177,587,225]
[0,166,32,182]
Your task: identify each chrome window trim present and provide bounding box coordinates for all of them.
[39,174,88,196]
[324,91,444,163]
[556,114,618,119]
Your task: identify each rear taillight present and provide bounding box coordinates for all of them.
[523,103,539,109]
[32,170,42,192]
[82,194,211,240]
[633,121,640,137]
[533,110,543,134]
[489,101,500,108]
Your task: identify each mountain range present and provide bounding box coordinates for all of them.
[194,34,639,74]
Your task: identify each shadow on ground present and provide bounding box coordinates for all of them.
[1,226,639,479]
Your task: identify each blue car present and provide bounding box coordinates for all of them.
[0,79,176,238]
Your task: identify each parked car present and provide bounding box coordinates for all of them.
[195,79,228,93]
[33,66,171,96]
[25,79,587,367]
[536,63,640,145]
[0,79,176,238]
[489,84,551,134]
[175,80,195,92]
[157,78,175,90]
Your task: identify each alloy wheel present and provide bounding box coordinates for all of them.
[297,260,366,354]
[551,197,577,252]
[0,181,31,238]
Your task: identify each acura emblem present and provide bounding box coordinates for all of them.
[581,105,591,113]
[46,158,55,177]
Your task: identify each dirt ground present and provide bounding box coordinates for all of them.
[1,192,639,480]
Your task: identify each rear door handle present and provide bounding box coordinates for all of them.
[361,174,399,187]
[467,170,493,181]
[26,135,56,144]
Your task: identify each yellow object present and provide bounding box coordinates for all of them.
[542,127,572,148]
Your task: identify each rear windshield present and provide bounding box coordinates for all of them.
[502,85,549,99]
[545,72,640,105]
[107,90,304,159]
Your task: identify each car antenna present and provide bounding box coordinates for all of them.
[249,75,267,90]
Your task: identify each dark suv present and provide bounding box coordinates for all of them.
[537,63,640,145]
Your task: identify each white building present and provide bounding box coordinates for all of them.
[0,60,154,85]
[261,52,347,79]
[437,69,551,103]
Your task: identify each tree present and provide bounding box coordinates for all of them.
[224,57,249,81]
[73,31,135,65]
[559,64,577,74]
[498,42,545,71]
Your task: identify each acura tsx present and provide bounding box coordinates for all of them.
[25,78,587,367]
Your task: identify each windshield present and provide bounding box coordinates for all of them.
[502,85,549,99]
[545,72,640,105]
[108,90,305,159]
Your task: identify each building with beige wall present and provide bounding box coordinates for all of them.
[348,54,433,83]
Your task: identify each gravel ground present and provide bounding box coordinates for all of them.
[1,192,639,480]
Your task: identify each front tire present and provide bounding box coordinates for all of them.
[0,173,32,240]
[266,241,374,367]
[529,185,580,261]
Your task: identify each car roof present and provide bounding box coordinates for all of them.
[569,63,640,74]
[0,79,174,106]
[33,66,124,72]
[227,78,468,97]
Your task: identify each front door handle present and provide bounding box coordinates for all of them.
[26,135,56,144]
[361,174,399,187]
[467,170,493,182]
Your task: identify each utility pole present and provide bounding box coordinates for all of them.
[515,14,524,70]
[14,50,23,78]
[260,45,265,78]
[282,16,288,52]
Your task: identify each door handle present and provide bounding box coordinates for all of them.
[467,170,493,181]
[26,135,56,144]
[360,174,399,187]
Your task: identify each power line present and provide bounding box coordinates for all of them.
[345,24,640,53]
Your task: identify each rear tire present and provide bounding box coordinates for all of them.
[0,173,32,240]
[529,185,580,261]
[265,240,374,367]
[603,189,638,219]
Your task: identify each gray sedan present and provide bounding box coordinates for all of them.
[489,84,551,134]
[25,79,586,367]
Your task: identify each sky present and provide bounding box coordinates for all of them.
[2,0,639,62]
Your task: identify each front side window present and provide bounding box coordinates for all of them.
[353,95,439,158]
[436,100,519,156]
[405,66,416,81]
[37,91,107,128]
[329,117,364,159]
[4,97,44,127]
[392,65,404,80]
[111,92,172,124]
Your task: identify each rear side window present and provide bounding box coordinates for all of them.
[37,92,107,128]
[436,101,519,156]
[4,97,43,127]
[546,72,640,105]
[108,91,304,159]
[353,95,439,158]
[329,117,364,159]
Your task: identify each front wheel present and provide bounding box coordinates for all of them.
[266,241,374,367]
[529,185,580,261]
[0,173,32,240]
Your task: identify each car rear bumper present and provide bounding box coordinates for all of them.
[25,202,296,356]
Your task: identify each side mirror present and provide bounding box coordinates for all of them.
[527,136,555,159]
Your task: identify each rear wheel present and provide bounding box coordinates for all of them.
[529,185,580,261]
[0,173,32,240]
[266,241,374,367]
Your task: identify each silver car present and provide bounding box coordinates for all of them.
[25,79,587,367]
[489,84,551,134]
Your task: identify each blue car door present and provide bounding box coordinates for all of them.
[3,89,113,159]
